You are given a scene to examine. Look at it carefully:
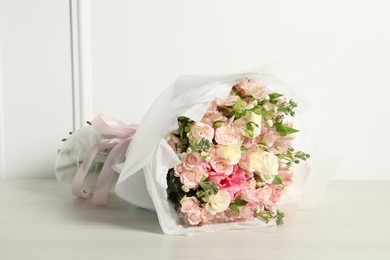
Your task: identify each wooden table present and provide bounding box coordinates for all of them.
[0,179,389,259]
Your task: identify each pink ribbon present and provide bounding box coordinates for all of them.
[72,114,138,205]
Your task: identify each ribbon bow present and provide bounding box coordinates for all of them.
[72,114,138,205]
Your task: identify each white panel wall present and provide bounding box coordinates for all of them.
[0,0,73,178]
[90,0,390,179]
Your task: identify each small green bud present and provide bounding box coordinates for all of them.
[214,121,223,128]
[196,190,205,198]
[266,119,274,127]
[181,185,190,193]
[264,95,270,101]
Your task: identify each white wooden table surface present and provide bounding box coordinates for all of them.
[0,179,389,260]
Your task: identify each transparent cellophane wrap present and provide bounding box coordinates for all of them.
[56,67,341,235]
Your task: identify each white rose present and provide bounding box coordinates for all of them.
[245,111,262,138]
[250,150,279,182]
[205,190,231,215]
[215,144,242,165]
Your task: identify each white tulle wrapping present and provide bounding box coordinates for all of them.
[55,126,118,194]
[113,67,340,235]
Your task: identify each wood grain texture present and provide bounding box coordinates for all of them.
[0,179,389,260]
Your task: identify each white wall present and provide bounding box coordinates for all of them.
[1,0,389,179]
[0,0,73,178]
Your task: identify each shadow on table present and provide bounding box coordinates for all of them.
[14,179,164,235]
[70,194,165,235]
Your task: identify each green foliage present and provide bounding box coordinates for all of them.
[277,148,310,166]
[246,122,259,138]
[273,176,283,185]
[255,209,285,225]
[191,138,211,153]
[232,99,248,119]
[233,196,248,206]
[276,210,285,225]
[278,99,297,116]
[268,93,283,104]
[249,106,262,115]
[197,181,218,199]
[229,204,240,215]
[166,169,185,211]
[275,124,299,136]
[177,116,191,139]
[228,196,249,216]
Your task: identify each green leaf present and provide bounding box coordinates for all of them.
[250,106,262,115]
[229,204,240,215]
[273,176,283,185]
[234,196,248,206]
[235,110,246,120]
[275,124,299,136]
[178,125,185,139]
[276,210,285,225]
[269,93,283,100]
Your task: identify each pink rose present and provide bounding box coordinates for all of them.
[180,166,204,189]
[215,123,240,145]
[190,122,214,141]
[174,164,185,177]
[181,152,202,169]
[180,196,200,213]
[187,211,202,225]
[201,207,215,224]
[210,158,234,175]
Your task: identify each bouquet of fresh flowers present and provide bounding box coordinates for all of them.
[165,79,309,226]
[56,68,332,235]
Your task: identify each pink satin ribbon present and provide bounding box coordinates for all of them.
[72,114,138,205]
